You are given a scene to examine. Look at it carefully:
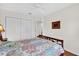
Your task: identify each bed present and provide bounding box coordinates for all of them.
[0,35,64,56]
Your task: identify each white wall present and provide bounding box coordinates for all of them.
[42,4,79,55]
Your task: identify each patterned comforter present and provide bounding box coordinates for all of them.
[0,38,64,56]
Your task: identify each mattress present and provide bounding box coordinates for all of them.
[0,38,64,56]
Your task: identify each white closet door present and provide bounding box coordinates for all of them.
[35,23,39,36]
[6,17,21,41]
[21,20,35,39]
[5,17,37,41]
[31,21,36,38]
[35,23,42,36]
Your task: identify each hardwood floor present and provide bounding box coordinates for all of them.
[64,50,77,56]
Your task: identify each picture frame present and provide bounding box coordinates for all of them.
[52,21,60,29]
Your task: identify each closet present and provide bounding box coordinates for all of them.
[5,17,41,41]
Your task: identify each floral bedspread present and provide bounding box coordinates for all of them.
[0,38,64,56]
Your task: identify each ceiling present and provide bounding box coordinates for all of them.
[0,3,74,19]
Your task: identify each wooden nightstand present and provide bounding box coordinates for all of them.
[0,38,7,45]
[0,38,7,42]
[2,38,7,42]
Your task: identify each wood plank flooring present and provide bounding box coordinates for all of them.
[64,50,77,56]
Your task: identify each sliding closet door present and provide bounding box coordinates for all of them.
[35,21,43,36]
[21,20,35,39]
[35,23,41,36]
[5,17,39,41]
[6,17,21,41]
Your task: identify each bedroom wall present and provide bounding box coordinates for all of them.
[42,4,79,55]
[0,9,42,40]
